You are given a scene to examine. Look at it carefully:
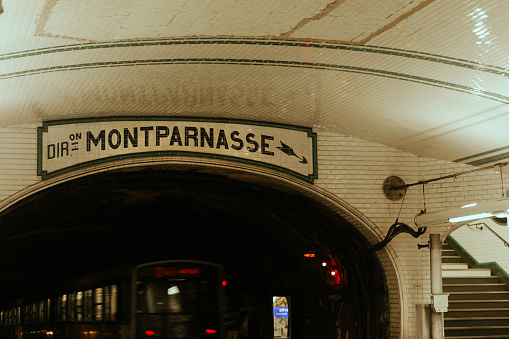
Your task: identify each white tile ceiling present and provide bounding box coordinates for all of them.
[0,0,509,166]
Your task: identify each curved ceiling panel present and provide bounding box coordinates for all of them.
[1,0,509,166]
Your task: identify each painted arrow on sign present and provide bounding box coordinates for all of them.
[277,141,308,164]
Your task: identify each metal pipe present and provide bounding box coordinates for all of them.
[389,161,509,191]
[430,234,444,339]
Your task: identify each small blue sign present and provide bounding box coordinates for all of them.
[273,307,289,318]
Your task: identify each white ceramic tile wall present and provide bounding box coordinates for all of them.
[3,125,508,338]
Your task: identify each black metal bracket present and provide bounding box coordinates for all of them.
[365,222,427,251]
[417,243,429,250]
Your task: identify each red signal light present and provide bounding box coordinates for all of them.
[222,280,227,286]
[145,330,156,336]
[205,329,217,334]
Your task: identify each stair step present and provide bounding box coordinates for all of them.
[445,317,509,327]
[443,256,465,263]
[449,300,509,309]
[444,283,508,292]
[445,326,509,337]
[442,251,458,257]
[444,276,501,284]
[445,336,509,339]
[443,269,492,277]
[441,240,509,337]
[447,309,509,318]
[449,291,509,300]
[443,263,469,270]
[442,248,457,253]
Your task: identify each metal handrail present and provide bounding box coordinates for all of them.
[474,222,509,247]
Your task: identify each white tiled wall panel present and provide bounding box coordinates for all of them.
[0,124,40,201]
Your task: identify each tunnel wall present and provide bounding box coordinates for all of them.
[2,123,509,339]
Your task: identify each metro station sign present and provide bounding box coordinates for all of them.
[37,118,318,182]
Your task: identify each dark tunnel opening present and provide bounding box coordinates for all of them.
[0,168,390,338]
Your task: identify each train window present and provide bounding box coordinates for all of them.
[105,286,111,321]
[46,300,51,323]
[31,303,37,325]
[110,285,118,321]
[69,293,76,322]
[24,305,29,325]
[38,300,44,324]
[102,285,118,322]
[59,294,67,322]
[94,287,103,321]
[39,300,50,324]
[273,296,290,338]
[76,291,83,322]
[0,307,21,326]
[85,290,93,322]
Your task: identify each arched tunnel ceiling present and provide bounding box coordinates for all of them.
[0,168,371,306]
[0,0,509,166]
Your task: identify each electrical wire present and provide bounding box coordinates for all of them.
[500,164,505,197]
[422,184,427,212]
[396,190,406,221]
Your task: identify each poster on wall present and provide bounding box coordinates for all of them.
[37,118,317,182]
[273,296,290,338]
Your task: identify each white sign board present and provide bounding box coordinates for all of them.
[37,118,317,182]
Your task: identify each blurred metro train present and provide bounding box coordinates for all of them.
[0,260,226,339]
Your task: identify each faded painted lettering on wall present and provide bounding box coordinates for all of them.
[37,118,317,181]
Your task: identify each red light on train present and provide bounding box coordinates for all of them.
[304,253,315,258]
[205,329,217,334]
[154,267,201,278]
[144,329,161,337]
[179,268,200,276]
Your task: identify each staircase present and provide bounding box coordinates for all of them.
[442,241,509,338]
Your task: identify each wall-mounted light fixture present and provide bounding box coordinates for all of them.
[414,199,509,227]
